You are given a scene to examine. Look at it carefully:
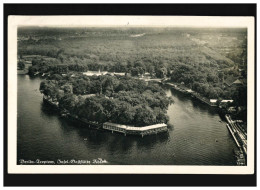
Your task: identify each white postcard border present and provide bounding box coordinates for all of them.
[8,16,255,174]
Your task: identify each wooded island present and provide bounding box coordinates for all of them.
[40,73,173,127]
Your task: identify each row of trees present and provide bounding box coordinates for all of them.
[28,57,89,76]
[27,55,171,79]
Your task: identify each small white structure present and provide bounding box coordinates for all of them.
[186,89,194,93]
[210,99,217,103]
[233,79,243,85]
[228,107,236,113]
[210,99,218,106]
[83,71,108,76]
[113,72,125,76]
[221,100,234,103]
[81,94,96,99]
[130,33,146,38]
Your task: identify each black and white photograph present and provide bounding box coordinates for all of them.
[5,4,256,182]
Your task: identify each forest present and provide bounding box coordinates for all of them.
[18,27,247,119]
[40,74,174,126]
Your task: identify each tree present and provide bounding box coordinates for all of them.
[49,74,63,81]
[59,94,78,112]
[135,106,157,126]
[112,101,135,124]
[73,78,89,95]
[18,61,25,70]
[130,67,139,76]
[232,85,247,107]
[62,84,73,94]
[154,107,169,123]
[218,72,224,82]
[155,67,167,78]
[80,98,106,122]
[56,48,65,58]
[39,80,58,98]
[28,66,38,76]
[103,76,119,95]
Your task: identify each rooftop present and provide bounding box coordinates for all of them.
[103,122,167,131]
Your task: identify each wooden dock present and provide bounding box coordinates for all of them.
[225,114,247,155]
[165,82,216,106]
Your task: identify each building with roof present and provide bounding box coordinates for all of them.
[103,122,168,137]
[81,94,96,99]
[225,78,245,87]
[209,99,218,106]
[221,100,234,103]
[233,79,243,85]
[83,71,108,76]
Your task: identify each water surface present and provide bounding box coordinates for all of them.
[17,75,237,165]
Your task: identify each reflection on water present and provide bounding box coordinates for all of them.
[41,102,170,153]
[17,75,237,165]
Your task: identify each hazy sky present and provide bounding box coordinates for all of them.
[11,16,253,28]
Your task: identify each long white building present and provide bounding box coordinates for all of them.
[103,122,168,137]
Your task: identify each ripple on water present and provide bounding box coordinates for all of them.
[17,76,237,165]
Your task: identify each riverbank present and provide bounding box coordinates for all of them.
[17,62,32,75]
[163,81,216,107]
[43,95,168,137]
[17,69,28,75]
[162,80,247,165]
[18,74,237,165]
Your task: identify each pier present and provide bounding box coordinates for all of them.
[103,122,168,137]
[225,114,247,165]
[165,82,216,106]
[190,92,216,106]
[225,115,247,154]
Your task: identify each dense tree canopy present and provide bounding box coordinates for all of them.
[22,27,247,121]
[18,61,25,70]
[40,74,173,126]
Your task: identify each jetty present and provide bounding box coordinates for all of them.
[225,114,247,165]
[165,82,189,94]
[165,82,216,106]
[225,114,247,155]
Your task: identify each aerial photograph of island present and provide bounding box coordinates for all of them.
[17,25,247,166]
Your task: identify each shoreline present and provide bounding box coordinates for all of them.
[43,96,168,137]
[163,81,216,107]
[18,74,240,165]
[161,80,247,166]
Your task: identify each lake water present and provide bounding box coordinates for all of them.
[17,75,237,165]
